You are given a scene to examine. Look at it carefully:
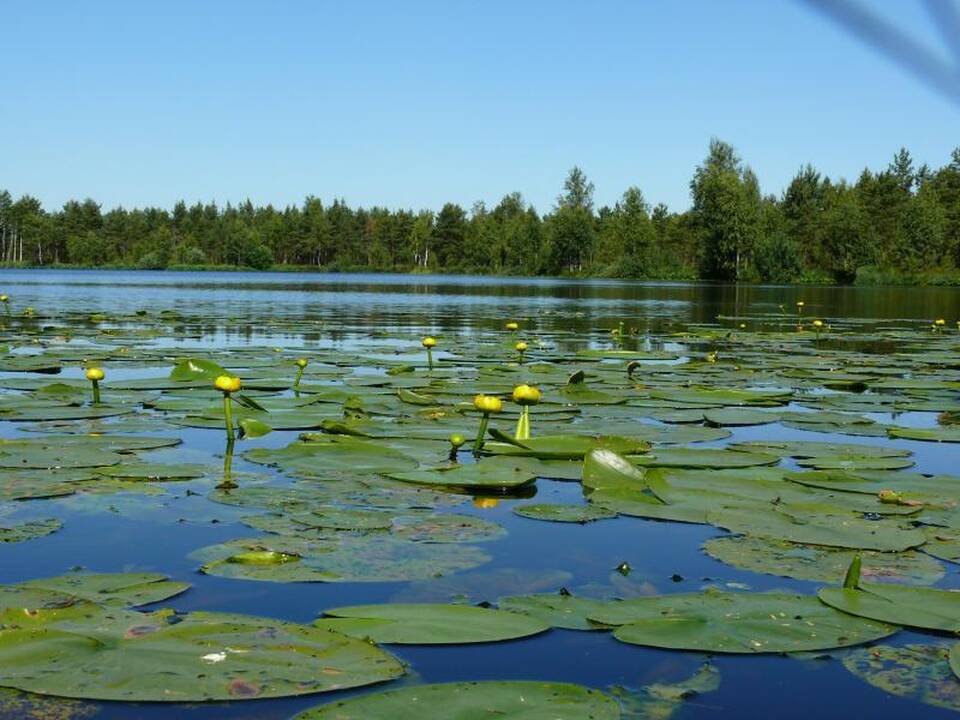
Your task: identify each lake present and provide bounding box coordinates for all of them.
[0,268,959,719]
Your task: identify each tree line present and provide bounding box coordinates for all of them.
[2,139,959,283]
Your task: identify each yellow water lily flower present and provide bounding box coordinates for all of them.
[422,336,437,348]
[85,367,104,405]
[512,384,541,406]
[214,375,241,394]
[474,395,503,414]
[512,384,541,440]
[505,321,519,331]
[472,395,502,453]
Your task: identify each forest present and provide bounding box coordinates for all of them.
[2,139,959,284]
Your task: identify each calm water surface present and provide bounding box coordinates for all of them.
[0,269,958,719]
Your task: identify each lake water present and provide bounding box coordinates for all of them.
[1,269,959,719]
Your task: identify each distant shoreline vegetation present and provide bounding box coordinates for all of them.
[2,140,959,286]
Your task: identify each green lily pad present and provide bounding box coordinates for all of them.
[0,518,61,543]
[819,582,960,632]
[95,463,208,481]
[588,590,897,653]
[193,535,490,583]
[316,603,549,644]
[633,448,780,469]
[485,433,650,460]
[246,436,419,476]
[513,503,617,523]
[16,573,189,607]
[293,681,621,719]
[889,426,960,443]
[386,459,536,489]
[0,606,405,701]
[497,592,614,630]
[703,408,780,426]
[703,536,944,585]
[843,644,960,713]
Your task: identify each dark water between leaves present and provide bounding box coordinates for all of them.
[1,269,960,719]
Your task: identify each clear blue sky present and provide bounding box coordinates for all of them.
[2,1,958,214]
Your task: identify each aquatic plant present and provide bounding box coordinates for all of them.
[84,367,104,404]
[472,394,503,453]
[422,336,437,371]
[511,384,541,440]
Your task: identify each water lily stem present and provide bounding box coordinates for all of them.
[426,347,434,372]
[222,393,235,442]
[294,366,304,387]
[217,438,237,490]
[91,380,101,405]
[474,412,490,454]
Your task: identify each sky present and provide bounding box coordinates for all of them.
[2,0,958,214]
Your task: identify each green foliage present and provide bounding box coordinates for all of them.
[3,142,960,283]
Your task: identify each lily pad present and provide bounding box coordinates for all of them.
[0,518,61,543]
[17,573,190,607]
[293,681,621,719]
[513,503,617,523]
[819,582,960,632]
[843,644,960,713]
[588,590,897,653]
[703,536,944,585]
[386,459,536,490]
[497,592,615,630]
[0,606,405,701]
[316,603,549,644]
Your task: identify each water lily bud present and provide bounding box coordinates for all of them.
[512,384,541,406]
[0,295,8,303]
[214,375,241,393]
[878,489,901,504]
[505,321,519,331]
[796,301,804,308]
[936,318,946,326]
[473,394,503,414]
[449,433,466,449]
[295,358,308,368]
[473,498,499,509]
[515,341,528,352]
[422,336,437,348]
[85,367,105,381]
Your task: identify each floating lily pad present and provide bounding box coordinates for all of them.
[703,536,944,585]
[95,463,208,481]
[485,433,650,460]
[293,681,621,719]
[246,437,419,476]
[497,592,614,630]
[819,582,960,632]
[193,536,490,583]
[843,644,960,713]
[0,518,61,543]
[0,606,405,701]
[316,603,549,644]
[386,459,536,489]
[513,503,617,523]
[889,426,960,443]
[589,590,897,653]
[17,573,189,607]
